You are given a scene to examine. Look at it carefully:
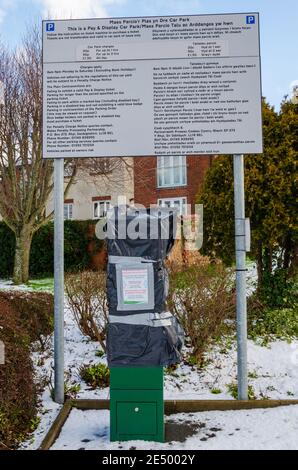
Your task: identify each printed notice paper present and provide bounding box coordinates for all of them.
[122,268,149,305]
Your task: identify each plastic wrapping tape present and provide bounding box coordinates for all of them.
[106,206,184,367]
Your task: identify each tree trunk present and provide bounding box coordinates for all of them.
[289,242,298,277]
[283,234,292,271]
[13,228,34,284]
[263,247,272,274]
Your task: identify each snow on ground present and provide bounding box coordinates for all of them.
[20,303,298,450]
[0,279,33,291]
[1,275,297,450]
[245,261,258,296]
[50,406,298,450]
[0,278,54,292]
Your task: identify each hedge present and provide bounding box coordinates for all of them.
[0,290,54,343]
[0,222,15,277]
[0,294,37,448]
[0,220,103,278]
[0,290,54,448]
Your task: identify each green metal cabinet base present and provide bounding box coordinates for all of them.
[110,367,164,442]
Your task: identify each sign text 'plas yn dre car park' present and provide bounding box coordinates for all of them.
[42,13,262,158]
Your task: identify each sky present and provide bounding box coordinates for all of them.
[0,0,297,110]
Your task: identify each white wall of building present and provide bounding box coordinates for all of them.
[46,157,134,220]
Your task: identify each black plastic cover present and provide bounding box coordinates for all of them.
[106,206,184,367]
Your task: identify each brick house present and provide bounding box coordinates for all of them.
[133,155,213,215]
[56,155,213,221]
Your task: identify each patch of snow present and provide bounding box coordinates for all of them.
[7,273,295,450]
[50,406,298,450]
[246,262,258,295]
[21,300,298,450]
[164,339,298,400]
[0,279,31,291]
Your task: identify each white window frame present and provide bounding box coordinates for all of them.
[157,155,187,188]
[93,200,111,219]
[64,203,73,220]
[157,197,188,216]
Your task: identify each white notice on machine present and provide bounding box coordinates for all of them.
[122,268,149,305]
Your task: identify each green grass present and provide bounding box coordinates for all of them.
[50,382,81,401]
[95,350,105,358]
[79,363,110,389]
[245,257,256,267]
[1,276,54,293]
[226,382,256,400]
[248,306,298,345]
[26,278,54,293]
[248,370,259,379]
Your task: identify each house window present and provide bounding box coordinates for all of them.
[157,156,187,188]
[93,200,111,219]
[158,197,187,216]
[64,203,73,220]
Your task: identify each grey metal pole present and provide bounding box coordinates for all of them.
[233,154,248,400]
[54,158,64,404]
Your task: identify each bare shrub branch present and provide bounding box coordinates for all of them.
[167,264,235,363]
[65,271,108,352]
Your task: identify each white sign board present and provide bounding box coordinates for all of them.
[42,13,262,158]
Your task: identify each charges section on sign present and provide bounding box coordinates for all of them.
[42,13,262,159]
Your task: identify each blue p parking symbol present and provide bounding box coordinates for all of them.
[46,22,55,32]
[246,15,255,24]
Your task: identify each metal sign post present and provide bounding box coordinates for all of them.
[54,157,64,404]
[42,14,262,403]
[233,154,248,400]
